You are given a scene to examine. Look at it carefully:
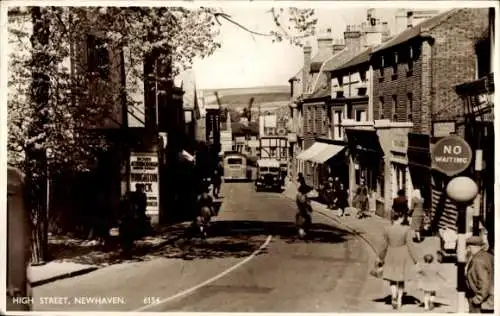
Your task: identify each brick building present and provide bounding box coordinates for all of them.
[369,8,490,225]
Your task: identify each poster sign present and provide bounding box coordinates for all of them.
[130,152,159,216]
[431,135,472,177]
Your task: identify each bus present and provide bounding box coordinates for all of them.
[223,152,248,181]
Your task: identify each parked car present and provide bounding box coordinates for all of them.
[255,159,282,192]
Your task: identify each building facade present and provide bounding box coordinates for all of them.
[370,8,490,225]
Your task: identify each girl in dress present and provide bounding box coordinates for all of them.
[418,254,447,311]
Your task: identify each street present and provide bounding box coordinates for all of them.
[32,182,389,312]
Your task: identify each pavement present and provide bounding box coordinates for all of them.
[283,180,458,313]
[29,181,458,313]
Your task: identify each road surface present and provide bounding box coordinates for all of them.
[32,182,389,312]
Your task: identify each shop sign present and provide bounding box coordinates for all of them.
[431,135,472,177]
[130,152,159,215]
[433,121,456,138]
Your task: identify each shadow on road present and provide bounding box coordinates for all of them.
[372,294,447,308]
[47,220,354,265]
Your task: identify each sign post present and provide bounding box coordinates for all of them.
[431,136,475,313]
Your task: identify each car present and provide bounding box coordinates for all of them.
[255,159,282,192]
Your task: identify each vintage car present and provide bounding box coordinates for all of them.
[255,159,282,191]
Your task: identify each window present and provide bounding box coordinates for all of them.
[379,56,385,77]
[407,47,414,75]
[358,87,367,96]
[336,91,344,98]
[281,147,287,158]
[360,70,367,82]
[270,147,277,157]
[333,110,343,140]
[392,52,398,79]
[87,35,109,79]
[392,95,397,121]
[355,109,367,122]
[379,97,384,119]
[227,158,243,165]
[407,93,413,120]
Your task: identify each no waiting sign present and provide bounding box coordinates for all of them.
[431,135,473,177]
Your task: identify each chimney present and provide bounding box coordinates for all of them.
[317,28,334,53]
[381,22,391,42]
[331,38,345,54]
[302,43,312,94]
[395,9,408,34]
[344,24,362,54]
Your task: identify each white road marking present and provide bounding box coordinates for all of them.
[133,234,273,312]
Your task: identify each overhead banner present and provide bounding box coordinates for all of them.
[129,152,159,216]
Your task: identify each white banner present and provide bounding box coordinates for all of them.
[129,152,159,215]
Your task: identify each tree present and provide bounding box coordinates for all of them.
[7,5,317,262]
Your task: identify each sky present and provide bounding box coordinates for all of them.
[193,6,400,90]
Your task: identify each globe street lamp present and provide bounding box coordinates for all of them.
[446,176,479,313]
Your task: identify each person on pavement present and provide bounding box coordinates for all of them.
[392,189,410,226]
[324,177,336,209]
[355,186,369,219]
[410,189,425,242]
[118,191,137,258]
[417,253,447,311]
[131,183,150,237]
[465,236,494,314]
[335,182,349,217]
[194,186,215,238]
[296,173,313,239]
[376,211,420,310]
[212,168,222,198]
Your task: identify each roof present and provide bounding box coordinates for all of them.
[310,48,334,73]
[323,48,359,72]
[332,47,373,73]
[371,9,458,54]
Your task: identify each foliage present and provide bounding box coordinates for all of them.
[7,6,317,175]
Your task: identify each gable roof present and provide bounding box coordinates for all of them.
[310,48,334,73]
[371,9,458,54]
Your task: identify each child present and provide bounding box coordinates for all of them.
[418,254,446,311]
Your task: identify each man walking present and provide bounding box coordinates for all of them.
[465,236,494,313]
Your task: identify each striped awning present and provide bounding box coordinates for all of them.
[308,144,346,164]
[296,142,329,161]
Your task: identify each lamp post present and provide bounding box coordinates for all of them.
[446,176,479,313]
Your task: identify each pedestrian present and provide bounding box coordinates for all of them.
[355,187,369,219]
[392,189,410,226]
[131,183,150,237]
[118,191,136,258]
[335,182,349,217]
[465,236,494,313]
[410,189,425,242]
[212,168,222,198]
[368,190,377,216]
[325,177,335,209]
[296,173,313,239]
[417,254,447,311]
[376,211,420,310]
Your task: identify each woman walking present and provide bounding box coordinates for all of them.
[296,173,313,238]
[410,189,425,242]
[336,183,349,217]
[377,212,420,309]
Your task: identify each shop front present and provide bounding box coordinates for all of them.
[345,128,384,214]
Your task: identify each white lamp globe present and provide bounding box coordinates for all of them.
[446,176,478,203]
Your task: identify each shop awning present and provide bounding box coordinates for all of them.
[296,142,329,161]
[308,144,346,164]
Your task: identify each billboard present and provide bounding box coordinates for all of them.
[129,152,159,216]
